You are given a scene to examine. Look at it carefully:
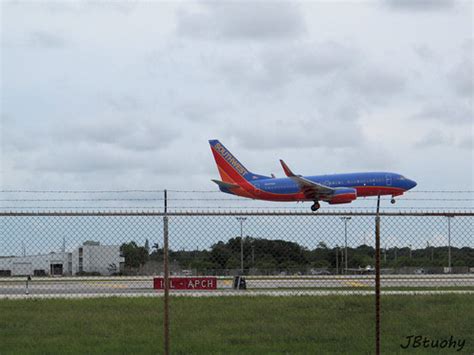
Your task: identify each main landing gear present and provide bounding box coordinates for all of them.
[390,198,396,204]
[311,201,320,211]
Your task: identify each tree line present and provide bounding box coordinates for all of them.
[120,237,474,274]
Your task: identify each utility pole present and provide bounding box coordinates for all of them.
[340,217,351,274]
[447,215,454,273]
[236,217,247,273]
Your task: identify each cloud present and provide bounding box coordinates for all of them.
[346,65,406,100]
[412,101,472,125]
[415,130,473,150]
[27,31,67,49]
[6,1,139,15]
[227,115,363,150]
[101,94,141,112]
[413,44,437,62]
[447,55,473,99]
[215,41,405,105]
[289,42,355,76]
[53,113,179,152]
[29,143,144,173]
[458,135,473,150]
[172,99,228,122]
[383,0,455,11]
[415,130,453,148]
[1,1,472,195]
[177,2,306,40]
[10,138,184,177]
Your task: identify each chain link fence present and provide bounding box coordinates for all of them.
[1,209,473,353]
[1,212,472,292]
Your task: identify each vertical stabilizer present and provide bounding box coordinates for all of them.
[208,140,270,184]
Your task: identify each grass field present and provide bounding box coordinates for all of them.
[1,295,472,354]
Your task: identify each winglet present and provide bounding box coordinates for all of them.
[280,159,295,177]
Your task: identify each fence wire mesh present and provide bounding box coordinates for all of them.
[1,209,473,353]
[1,211,472,296]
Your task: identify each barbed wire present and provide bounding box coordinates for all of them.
[0,197,472,202]
[0,206,472,211]
[0,190,165,194]
[0,189,473,194]
[0,198,165,202]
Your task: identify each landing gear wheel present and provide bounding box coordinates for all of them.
[311,202,320,211]
[390,198,396,204]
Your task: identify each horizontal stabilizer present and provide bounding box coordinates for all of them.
[212,179,239,189]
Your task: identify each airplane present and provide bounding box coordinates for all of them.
[209,139,417,211]
[346,265,394,274]
[346,265,375,274]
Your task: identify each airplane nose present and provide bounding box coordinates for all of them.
[408,179,417,189]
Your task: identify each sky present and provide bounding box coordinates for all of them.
[0,0,473,211]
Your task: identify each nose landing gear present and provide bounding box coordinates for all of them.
[390,198,396,204]
[311,201,320,211]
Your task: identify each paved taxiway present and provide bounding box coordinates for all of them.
[1,274,473,298]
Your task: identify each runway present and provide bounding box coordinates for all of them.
[1,274,473,299]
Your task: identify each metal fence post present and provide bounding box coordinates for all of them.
[375,196,381,355]
[163,189,170,355]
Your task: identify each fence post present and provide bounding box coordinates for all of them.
[163,189,170,355]
[375,196,381,355]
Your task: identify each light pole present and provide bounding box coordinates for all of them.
[236,217,247,273]
[447,215,454,272]
[340,217,351,274]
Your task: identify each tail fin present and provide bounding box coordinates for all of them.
[209,140,270,184]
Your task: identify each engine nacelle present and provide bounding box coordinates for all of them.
[328,188,357,204]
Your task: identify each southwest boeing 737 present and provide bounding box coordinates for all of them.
[209,140,417,211]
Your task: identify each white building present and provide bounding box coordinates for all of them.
[0,241,124,276]
[0,252,72,276]
[71,241,124,275]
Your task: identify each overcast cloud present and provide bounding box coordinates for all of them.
[1,0,472,201]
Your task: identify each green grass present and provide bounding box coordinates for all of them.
[0,295,473,354]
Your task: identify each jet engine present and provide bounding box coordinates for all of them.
[328,188,357,204]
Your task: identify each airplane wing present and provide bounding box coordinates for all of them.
[279,160,335,199]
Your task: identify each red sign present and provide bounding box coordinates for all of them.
[153,277,217,290]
